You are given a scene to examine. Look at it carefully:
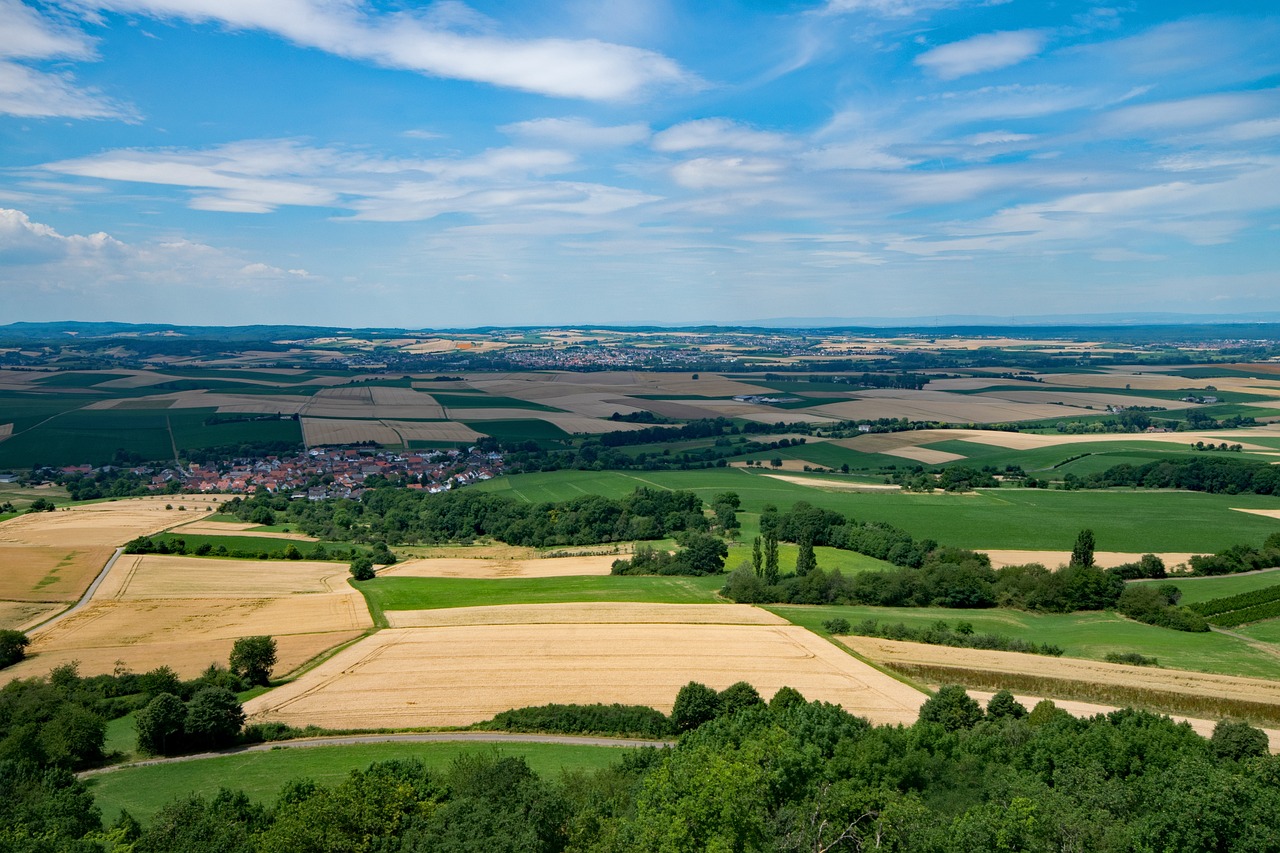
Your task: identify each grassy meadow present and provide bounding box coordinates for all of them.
[475,468,1280,553]
[769,604,1280,681]
[87,741,634,823]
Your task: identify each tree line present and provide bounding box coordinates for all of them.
[6,682,1277,852]
[225,486,709,548]
[1065,455,1280,494]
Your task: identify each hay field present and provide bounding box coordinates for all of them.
[834,427,1280,454]
[303,387,445,420]
[97,555,350,598]
[977,389,1196,410]
[760,474,901,491]
[167,520,317,541]
[382,421,485,443]
[0,498,216,601]
[810,395,1076,423]
[9,596,368,680]
[246,613,927,729]
[385,602,786,628]
[983,550,1198,569]
[0,601,63,632]
[302,418,402,446]
[1235,508,1280,521]
[383,555,616,580]
[840,636,1280,708]
[882,446,966,464]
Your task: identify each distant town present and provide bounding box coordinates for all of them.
[51,446,504,500]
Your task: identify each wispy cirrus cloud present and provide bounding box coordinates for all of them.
[915,30,1046,79]
[40,138,660,221]
[653,119,792,153]
[500,117,651,148]
[0,0,132,118]
[64,0,695,100]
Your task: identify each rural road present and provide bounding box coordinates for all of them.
[79,731,675,777]
[26,546,124,634]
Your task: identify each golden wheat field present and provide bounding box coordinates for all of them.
[383,555,617,580]
[245,604,928,729]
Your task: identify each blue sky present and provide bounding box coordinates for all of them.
[0,0,1277,327]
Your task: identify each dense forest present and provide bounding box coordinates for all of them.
[5,680,1278,852]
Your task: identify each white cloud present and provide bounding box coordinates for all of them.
[1100,89,1280,134]
[0,0,93,59]
[0,1,132,118]
[500,117,650,148]
[670,157,784,189]
[71,0,694,100]
[0,60,130,118]
[653,119,791,153]
[915,30,1046,79]
[822,0,999,17]
[42,138,660,221]
[0,207,309,293]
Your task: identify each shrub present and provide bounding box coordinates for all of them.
[671,681,720,733]
[918,685,983,731]
[821,617,851,635]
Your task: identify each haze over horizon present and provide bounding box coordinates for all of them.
[0,0,1276,327]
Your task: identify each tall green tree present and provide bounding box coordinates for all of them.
[751,536,763,577]
[764,533,780,585]
[795,536,817,577]
[1070,528,1096,567]
[0,630,29,669]
[135,693,187,755]
[229,635,277,686]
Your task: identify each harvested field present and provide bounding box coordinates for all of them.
[96,555,350,598]
[0,601,63,632]
[737,411,842,425]
[984,550,1198,569]
[383,555,616,580]
[882,446,966,464]
[0,546,115,602]
[0,498,217,601]
[965,690,1280,752]
[166,520,316,541]
[978,389,1195,410]
[760,473,901,491]
[302,418,401,446]
[303,387,445,420]
[384,602,787,628]
[809,395,1092,423]
[245,621,926,730]
[1233,508,1280,521]
[9,593,369,681]
[835,427,1280,454]
[382,421,485,443]
[841,636,1280,723]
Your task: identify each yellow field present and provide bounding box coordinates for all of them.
[0,498,217,601]
[301,418,402,446]
[983,550,1199,569]
[385,602,783,628]
[383,555,616,580]
[6,552,371,681]
[882,446,966,464]
[0,601,63,632]
[834,426,1280,454]
[167,520,317,541]
[381,420,485,443]
[245,604,927,729]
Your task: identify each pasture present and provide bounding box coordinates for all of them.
[769,604,1280,681]
[87,741,631,823]
[244,604,927,730]
[475,468,1280,552]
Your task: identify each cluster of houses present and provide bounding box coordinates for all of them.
[179,447,503,498]
[63,447,504,499]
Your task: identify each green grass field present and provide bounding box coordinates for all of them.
[462,419,572,445]
[356,574,724,624]
[474,469,1280,552]
[768,604,1280,680]
[1147,569,1280,605]
[431,393,562,411]
[87,741,633,822]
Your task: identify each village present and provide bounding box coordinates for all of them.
[54,446,504,500]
